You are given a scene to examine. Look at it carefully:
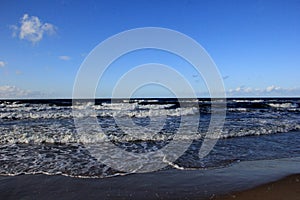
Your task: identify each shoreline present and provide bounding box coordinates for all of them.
[0,157,299,199]
[214,174,300,200]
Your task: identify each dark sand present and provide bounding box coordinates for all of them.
[214,174,300,200]
[0,157,299,200]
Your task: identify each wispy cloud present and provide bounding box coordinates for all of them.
[0,85,43,99]
[227,85,300,97]
[10,14,56,44]
[59,55,71,61]
[0,61,6,68]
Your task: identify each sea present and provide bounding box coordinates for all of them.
[0,98,299,179]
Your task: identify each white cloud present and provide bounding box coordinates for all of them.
[0,86,43,99]
[0,61,6,68]
[10,14,56,44]
[227,85,300,97]
[10,25,18,37]
[266,85,281,92]
[59,55,71,61]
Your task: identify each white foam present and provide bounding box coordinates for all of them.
[233,100,264,103]
[268,103,297,108]
[228,108,248,112]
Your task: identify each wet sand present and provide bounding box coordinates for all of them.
[214,174,300,200]
[0,157,299,200]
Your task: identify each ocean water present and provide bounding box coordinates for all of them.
[0,98,299,178]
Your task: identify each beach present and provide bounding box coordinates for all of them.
[2,0,300,198]
[1,157,299,200]
[215,174,300,200]
[0,98,299,199]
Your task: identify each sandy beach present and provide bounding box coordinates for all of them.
[0,157,299,200]
[0,173,299,200]
[214,174,300,200]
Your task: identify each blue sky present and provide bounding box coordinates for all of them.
[0,0,299,98]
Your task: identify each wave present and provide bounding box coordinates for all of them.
[1,98,300,178]
[0,98,300,145]
[0,117,299,145]
[0,102,200,120]
[1,130,299,179]
[227,108,248,112]
[268,103,298,108]
[232,99,264,103]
